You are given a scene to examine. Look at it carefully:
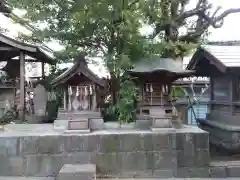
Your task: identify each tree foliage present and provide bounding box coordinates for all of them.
[5,0,240,122]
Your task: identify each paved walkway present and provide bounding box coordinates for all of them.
[0,177,239,180]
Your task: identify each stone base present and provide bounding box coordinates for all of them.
[53,119,90,131]
[57,164,96,180]
[0,124,210,178]
[150,118,172,130]
[64,129,91,134]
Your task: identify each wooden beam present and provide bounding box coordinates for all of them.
[0,34,36,52]
[19,51,25,122]
[41,62,45,78]
[0,46,19,51]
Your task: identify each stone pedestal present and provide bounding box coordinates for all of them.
[149,107,173,131]
[53,118,90,133]
[151,118,172,131]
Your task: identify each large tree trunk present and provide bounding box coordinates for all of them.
[109,72,118,105]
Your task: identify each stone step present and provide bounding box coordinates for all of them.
[56,164,96,180]
[210,160,240,177]
[0,177,54,180]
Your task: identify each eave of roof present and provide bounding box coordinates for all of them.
[187,45,240,72]
[0,33,55,65]
[51,55,105,87]
[129,56,194,76]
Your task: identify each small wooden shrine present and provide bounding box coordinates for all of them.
[128,56,194,128]
[187,45,240,152]
[51,55,106,118]
[0,33,54,120]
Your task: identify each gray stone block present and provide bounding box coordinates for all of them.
[119,134,142,152]
[195,132,209,149]
[120,151,148,172]
[140,133,153,151]
[176,132,195,151]
[38,136,64,154]
[0,156,25,176]
[153,150,177,170]
[152,132,176,150]
[98,134,119,153]
[63,135,88,152]
[57,164,96,180]
[152,169,174,178]
[87,134,100,152]
[210,166,227,178]
[19,136,39,155]
[25,155,64,177]
[89,118,104,130]
[195,149,210,166]
[64,152,96,164]
[0,137,19,156]
[176,167,209,178]
[119,170,153,178]
[177,149,195,167]
[227,166,240,177]
[96,153,119,176]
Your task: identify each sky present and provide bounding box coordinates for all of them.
[0,0,239,77]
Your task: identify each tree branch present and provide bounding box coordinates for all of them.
[179,7,240,42]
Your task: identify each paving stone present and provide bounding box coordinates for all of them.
[0,178,54,180]
[227,165,240,177]
[57,164,96,180]
[176,167,210,178]
[152,169,174,178]
[118,170,153,178]
[210,166,227,178]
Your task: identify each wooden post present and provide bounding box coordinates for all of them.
[92,85,97,111]
[19,51,25,121]
[63,88,67,110]
[41,62,45,79]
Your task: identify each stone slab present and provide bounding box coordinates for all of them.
[53,119,90,131]
[210,166,227,178]
[89,118,104,130]
[57,164,96,180]
[151,118,172,129]
[68,119,89,130]
[64,129,91,134]
[227,166,240,177]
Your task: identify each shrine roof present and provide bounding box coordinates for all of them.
[0,33,55,64]
[187,45,240,73]
[128,56,194,76]
[51,55,105,87]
